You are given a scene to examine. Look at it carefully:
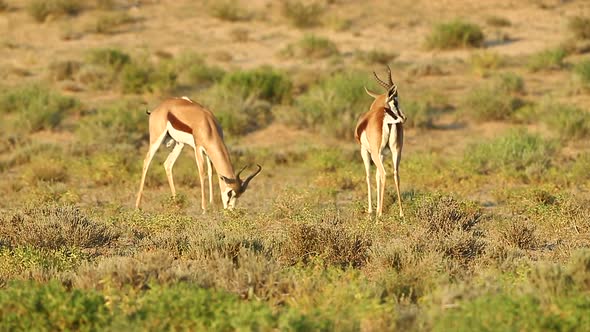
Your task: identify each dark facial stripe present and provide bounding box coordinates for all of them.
[167,112,192,134]
[385,108,400,121]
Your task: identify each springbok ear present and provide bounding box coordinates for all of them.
[364,87,380,99]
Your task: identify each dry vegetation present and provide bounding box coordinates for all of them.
[1,0,590,330]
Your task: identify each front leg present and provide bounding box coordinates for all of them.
[194,148,207,213]
[360,147,372,214]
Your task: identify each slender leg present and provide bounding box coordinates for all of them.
[390,124,404,217]
[371,152,386,217]
[163,142,184,198]
[194,147,207,213]
[206,154,213,204]
[135,131,167,209]
[360,148,372,214]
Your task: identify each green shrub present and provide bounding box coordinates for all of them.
[402,100,437,129]
[175,53,225,87]
[356,49,398,65]
[541,103,590,140]
[0,84,80,132]
[469,51,504,76]
[461,81,523,122]
[568,16,590,40]
[433,291,590,332]
[573,59,590,88]
[121,60,177,94]
[201,86,273,136]
[281,1,324,28]
[494,72,525,94]
[27,0,83,22]
[218,66,292,103]
[281,34,339,59]
[48,60,81,81]
[486,16,511,27]
[87,48,131,72]
[291,71,368,138]
[527,47,568,72]
[0,204,118,249]
[464,130,555,179]
[209,1,252,22]
[76,100,148,147]
[87,12,137,34]
[426,20,484,49]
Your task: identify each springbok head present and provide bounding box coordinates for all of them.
[365,66,407,124]
[220,164,262,209]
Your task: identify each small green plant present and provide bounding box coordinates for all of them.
[121,60,177,94]
[470,51,504,76]
[462,80,523,122]
[464,130,555,179]
[281,34,339,59]
[281,1,324,28]
[541,103,590,140]
[291,71,368,138]
[527,47,568,72]
[87,12,138,34]
[201,86,273,136]
[0,84,80,132]
[87,47,131,72]
[573,59,590,88]
[486,16,511,27]
[494,72,525,94]
[48,60,81,81]
[426,20,484,49]
[356,49,398,65]
[28,0,84,22]
[402,100,437,129]
[209,1,252,22]
[218,66,292,103]
[568,16,590,40]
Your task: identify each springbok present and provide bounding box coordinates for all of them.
[354,66,407,217]
[135,96,262,211]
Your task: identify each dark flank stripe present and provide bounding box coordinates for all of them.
[167,112,192,134]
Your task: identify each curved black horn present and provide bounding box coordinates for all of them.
[236,165,248,180]
[373,71,391,90]
[386,65,394,87]
[241,164,262,191]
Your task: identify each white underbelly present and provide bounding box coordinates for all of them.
[166,122,196,149]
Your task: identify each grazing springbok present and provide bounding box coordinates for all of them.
[135,96,262,211]
[354,67,407,217]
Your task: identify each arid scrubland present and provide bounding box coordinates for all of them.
[1,0,590,330]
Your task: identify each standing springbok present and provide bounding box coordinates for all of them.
[135,96,262,211]
[354,66,407,217]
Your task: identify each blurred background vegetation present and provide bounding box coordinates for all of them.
[1,0,590,330]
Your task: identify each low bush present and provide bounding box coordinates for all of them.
[568,16,590,40]
[208,1,252,22]
[281,34,339,59]
[527,47,568,72]
[461,79,524,122]
[464,130,555,179]
[218,67,292,103]
[573,59,590,88]
[28,0,83,22]
[87,12,138,34]
[541,103,590,140]
[0,84,80,132]
[426,20,484,49]
[291,71,368,138]
[281,1,324,28]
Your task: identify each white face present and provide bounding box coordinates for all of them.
[386,94,406,124]
[221,188,238,209]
